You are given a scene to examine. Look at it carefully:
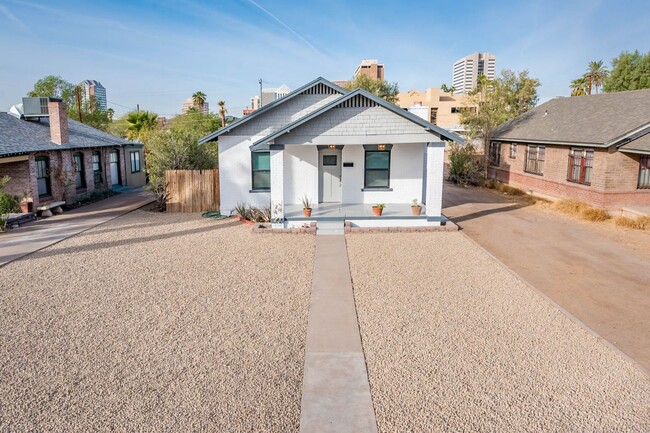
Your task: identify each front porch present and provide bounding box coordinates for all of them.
[285,202,427,220]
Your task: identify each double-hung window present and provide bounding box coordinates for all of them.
[489,142,501,166]
[364,144,392,189]
[130,151,141,173]
[525,145,545,175]
[639,156,650,189]
[93,152,103,185]
[567,148,594,185]
[509,143,517,159]
[73,152,86,189]
[35,156,51,198]
[251,151,270,190]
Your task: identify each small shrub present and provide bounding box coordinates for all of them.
[448,143,484,185]
[234,203,271,222]
[0,176,21,232]
[552,199,610,222]
[481,179,526,196]
[614,215,649,230]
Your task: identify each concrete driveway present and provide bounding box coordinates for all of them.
[443,183,650,372]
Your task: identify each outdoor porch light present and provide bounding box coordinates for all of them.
[378,144,386,151]
[328,145,336,150]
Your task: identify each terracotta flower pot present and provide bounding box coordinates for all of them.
[372,207,383,217]
[303,208,312,217]
[411,205,422,216]
[19,202,30,213]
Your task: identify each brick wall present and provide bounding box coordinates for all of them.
[0,160,32,198]
[489,141,650,210]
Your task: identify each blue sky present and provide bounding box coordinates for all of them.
[1,0,648,117]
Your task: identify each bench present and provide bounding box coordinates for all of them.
[37,201,66,217]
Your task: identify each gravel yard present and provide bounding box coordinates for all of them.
[0,211,314,432]
[347,232,650,432]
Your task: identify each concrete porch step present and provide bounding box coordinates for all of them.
[317,219,344,235]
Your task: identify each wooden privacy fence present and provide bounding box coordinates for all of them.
[165,169,220,213]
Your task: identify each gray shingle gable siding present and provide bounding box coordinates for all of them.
[493,89,650,146]
[0,113,128,157]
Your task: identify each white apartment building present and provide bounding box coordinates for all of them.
[260,84,291,106]
[452,52,496,94]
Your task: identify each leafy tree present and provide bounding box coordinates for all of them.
[192,91,207,110]
[144,128,219,209]
[106,108,115,121]
[460,70,540,173]
[0,176,20,232]
[570,77,588,96]
[217,100,228,128]
[584,60,609,94]
[126,111,158,141]
[168,110,222,138]
[28,75,76,108]
[343,75,400,104]
[441,83,456,94]
[68,98,111,131]
[603,50,650,92]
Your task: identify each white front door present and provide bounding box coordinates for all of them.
[109,151,120,186]
[319,149,342,203]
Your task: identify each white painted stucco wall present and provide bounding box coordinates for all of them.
[283,145,319,206]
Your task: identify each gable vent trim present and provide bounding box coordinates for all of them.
[300,83,341,95]
[335,94,378,108]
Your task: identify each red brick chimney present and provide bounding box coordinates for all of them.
[48,99,69,145]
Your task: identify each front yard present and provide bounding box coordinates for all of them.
[0,211,314,431]
[347,232,650,432]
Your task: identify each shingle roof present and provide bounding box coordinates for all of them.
[492,89,650,146]
[619,132,650,154]
[0,112,129,157]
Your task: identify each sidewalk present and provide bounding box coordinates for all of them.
[0,189,154,267]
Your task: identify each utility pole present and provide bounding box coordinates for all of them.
[136,103,140,113]
[259,78,263,108]
[75,86,83,123]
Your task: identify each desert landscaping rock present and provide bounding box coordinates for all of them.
[346,232,650,433]
[0,211,314,431]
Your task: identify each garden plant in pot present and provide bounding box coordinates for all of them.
[411,198,422,216]
[300,195,313,217]
[372,203,385,217]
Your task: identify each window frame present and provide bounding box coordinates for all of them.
[489,141,501,166]
[130,151,141,173]
[567,148,594,186]
[251,151,271,191]
[35,156,51,198]
[524,145,545,175]
[92,151,103,186]
[509,143,517,159]
[73,152,86,190]
[363,144,392,190]
[639,156,650,189]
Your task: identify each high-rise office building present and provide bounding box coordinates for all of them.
[181,97,209,114]
[80,80,107,112]
[354,59,384,81]
[451,53,496,94]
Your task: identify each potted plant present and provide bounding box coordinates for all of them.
[372,203,385,217]
[19,192,32,213]
[300,195,313,217]
[411,198,422,216]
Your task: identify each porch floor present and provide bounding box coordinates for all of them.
[284,203,426,220]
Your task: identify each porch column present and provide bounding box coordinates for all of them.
[425,141,445,222]
[270,145,284,222]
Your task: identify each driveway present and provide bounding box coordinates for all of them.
[443,182,650,372]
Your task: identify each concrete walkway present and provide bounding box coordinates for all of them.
[0,189,154,267]
[299,235,377,433]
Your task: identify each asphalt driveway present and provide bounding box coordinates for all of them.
[443,182,650,372]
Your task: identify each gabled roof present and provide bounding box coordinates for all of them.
[619,132,650,155]
[250,88,464,150]
[492,89,650,146]
[0,112,129,158]
[198,77,348,144]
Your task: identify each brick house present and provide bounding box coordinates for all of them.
[488,89,650,211]
[0,98,146,210]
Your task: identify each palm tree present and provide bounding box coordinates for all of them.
[192,91,207,111]
[126,111,158,141]
[584,61,609,94]
[570,77,588,96]
[218,100,228,128]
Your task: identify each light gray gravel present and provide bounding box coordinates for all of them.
[347,232,650,433]
[0,211,314,432]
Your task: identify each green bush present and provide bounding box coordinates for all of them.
[0,176,20,232]
[448,143,484,185]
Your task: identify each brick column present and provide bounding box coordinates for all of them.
[270,145,284,225]
[426,141,445,224]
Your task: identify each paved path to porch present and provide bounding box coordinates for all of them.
[0,189,154,268]
[299,235,377,433]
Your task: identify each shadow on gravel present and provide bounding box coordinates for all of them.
[23,220,242,260]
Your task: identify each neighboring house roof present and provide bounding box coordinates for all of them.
[492,89,650,146]
[199,77,348,144]
[0,112,129,158]
[618,132,650,155]
[250,88,464,150]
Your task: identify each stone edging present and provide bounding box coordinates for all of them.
[251,221,459,234]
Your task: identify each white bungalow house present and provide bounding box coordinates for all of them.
[199,77,463,231]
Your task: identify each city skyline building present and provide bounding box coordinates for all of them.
[451,52,496,94]
[80,79,107,112]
